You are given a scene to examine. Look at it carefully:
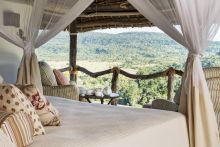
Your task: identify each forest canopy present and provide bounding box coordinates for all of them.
[36,31,220,106]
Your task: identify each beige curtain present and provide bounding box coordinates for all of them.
[17,51,43,92]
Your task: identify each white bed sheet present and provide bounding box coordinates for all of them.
[31,96,189,147]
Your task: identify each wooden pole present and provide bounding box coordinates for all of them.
[69,21,77,82]
[111,67,119,105]
[167,67,175,100]
[111,71,119,93]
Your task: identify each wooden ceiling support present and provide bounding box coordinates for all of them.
[79,12,140,18]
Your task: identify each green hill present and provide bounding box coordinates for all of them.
[36,31,220,106]
[37,31,220,69]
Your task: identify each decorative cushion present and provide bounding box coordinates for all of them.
[53,69,69,85]
[0,84,45,135]
[39,61,57,86]
[17,84,60,126]
[0,128,15,147]
[0,110,34,147]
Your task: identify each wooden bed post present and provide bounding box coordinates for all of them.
[69,21,77,82]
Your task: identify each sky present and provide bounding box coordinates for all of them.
[93,27,220,41]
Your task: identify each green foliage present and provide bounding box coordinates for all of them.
[36,31,220,107]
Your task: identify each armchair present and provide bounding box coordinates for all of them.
[38,61,79,100]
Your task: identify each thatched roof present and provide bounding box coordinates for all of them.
[74,0,153,32]
[6,0,153,32]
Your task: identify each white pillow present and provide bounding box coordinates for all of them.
[0,75,4,84]
[0,129,16,147]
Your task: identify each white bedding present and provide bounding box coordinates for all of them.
[31,96,189,147]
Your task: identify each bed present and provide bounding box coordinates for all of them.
[31,96,189,147]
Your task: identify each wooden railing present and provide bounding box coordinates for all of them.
[59,66,183,100]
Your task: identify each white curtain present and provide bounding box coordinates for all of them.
[0,0,94,92]
[128,0,220,147]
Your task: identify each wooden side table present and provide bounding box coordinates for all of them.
[79,93,120,105]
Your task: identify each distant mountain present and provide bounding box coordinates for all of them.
[36,31,220,68]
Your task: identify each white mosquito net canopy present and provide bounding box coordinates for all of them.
[0,0,220,147]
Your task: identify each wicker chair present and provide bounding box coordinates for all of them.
[151,67,220,131]
[204,67,220,132]
[38,61,79,100]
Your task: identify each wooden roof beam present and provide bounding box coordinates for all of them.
[79,12,141,18]
[77,19,150,28]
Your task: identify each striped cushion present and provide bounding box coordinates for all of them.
[0,110,34,147]
[39,61,57,86]
[207,78,220,131]
[0,128,15,147]
[0,84,45,135]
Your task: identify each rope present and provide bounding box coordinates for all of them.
[111,67,120,74]
[167,67,176,76]
[70,65,78,75]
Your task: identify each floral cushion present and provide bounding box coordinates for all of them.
[0,84,45,135]
[17,84,60,126]
[0,110,34,147]
[0,128,15,147]
[53,69,69,85]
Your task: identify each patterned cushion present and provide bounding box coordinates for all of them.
[39,61,57,86]
[0,84,45,135]
[17,84,60,126]
[0,128,15,147]
[53,69,69,85]
[0,110,34,147]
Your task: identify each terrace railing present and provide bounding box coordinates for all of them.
[59,66,183,100]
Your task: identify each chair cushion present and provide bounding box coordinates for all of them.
[0,110,34,147]
[0,84,45,135]
[53,69,69,85]
[17,84,60,126]
[152,99,179,111]
[39,61,57,86]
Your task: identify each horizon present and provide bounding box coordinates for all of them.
[92,27,220,42]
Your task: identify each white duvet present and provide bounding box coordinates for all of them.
[31,96,189,147]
